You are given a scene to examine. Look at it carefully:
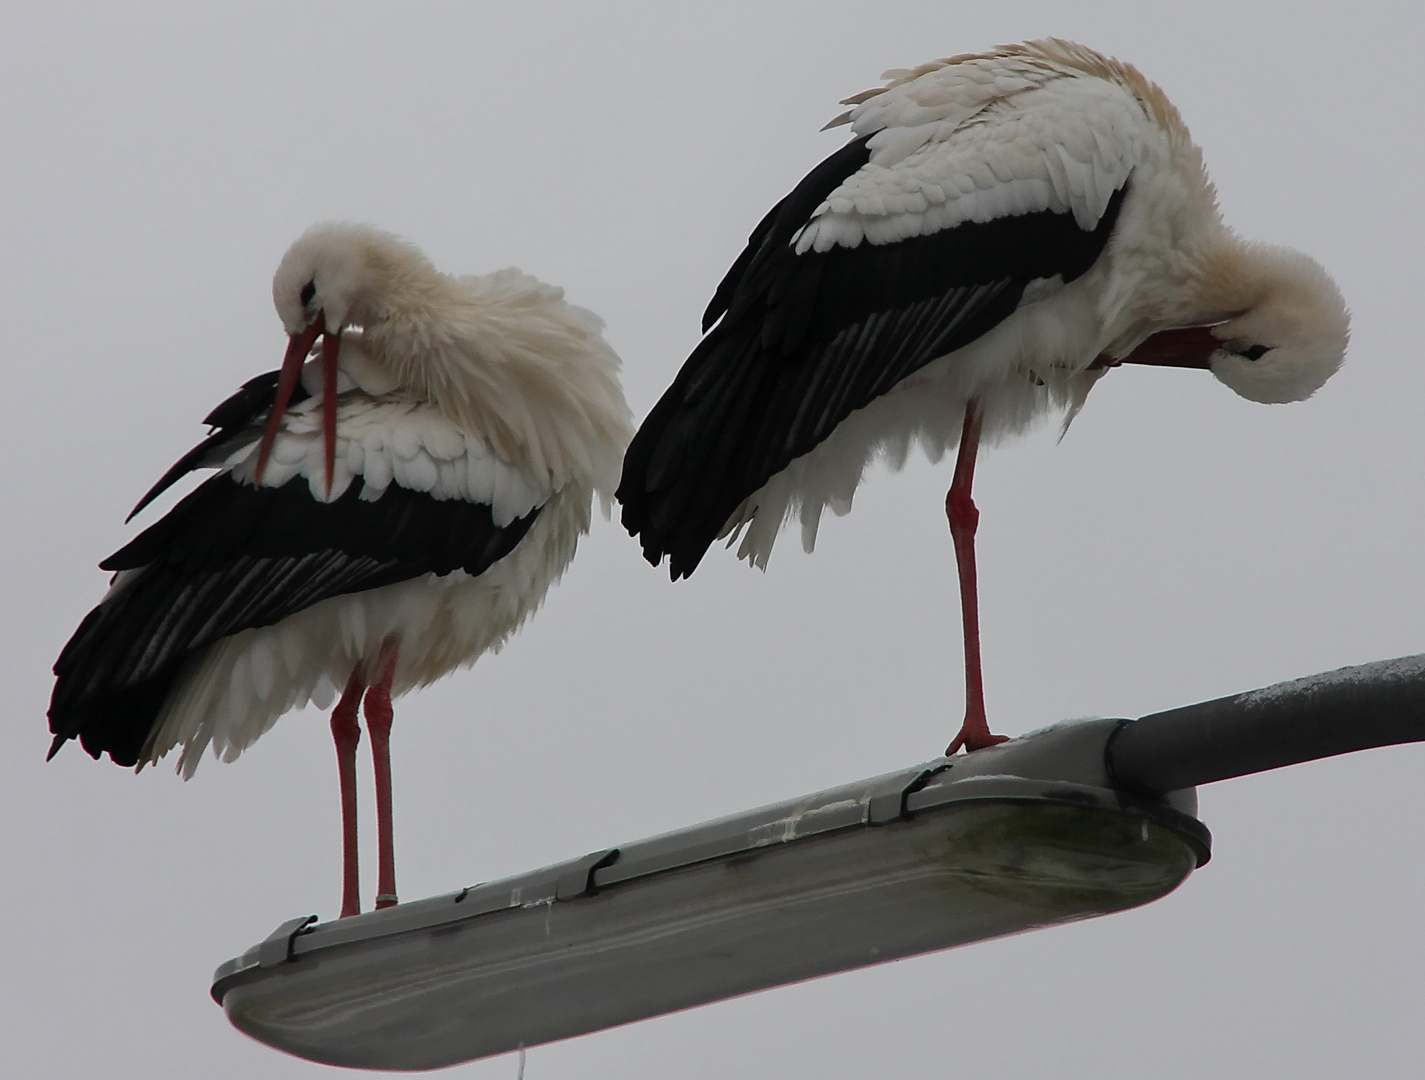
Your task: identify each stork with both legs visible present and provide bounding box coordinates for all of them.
[617,39,1349,755]
[49,223,633,917]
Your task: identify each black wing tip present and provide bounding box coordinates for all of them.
[616,499,701,582]
[126,454,198,523]
[125,368,291,524]
[125,486,166,524]
[202,369,285,428]
[45,723,138,767]
[618,484,720,585]
[47,661,181,771]
[617,491,702,582]
[667,546,704,580]
[637,531,704,582]
[647,548,699,582]
[700,305,721,335]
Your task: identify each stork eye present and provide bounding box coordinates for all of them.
[1240,344,1271,361]
[300,279,316,307]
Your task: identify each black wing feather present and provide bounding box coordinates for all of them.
[125,370,312,522]
[619,136,1129,579]
[50,473,540,767]
[701,136,876,334]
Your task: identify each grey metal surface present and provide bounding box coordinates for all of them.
[212,720,1205,1070]
[1109,653,1425,795]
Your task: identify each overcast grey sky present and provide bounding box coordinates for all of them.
[4,2,1424,1077]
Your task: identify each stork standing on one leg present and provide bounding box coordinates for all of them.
[617,39,1349,755]
[49,223,633,917]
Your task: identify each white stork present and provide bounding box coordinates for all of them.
[49,223,633,917]
[617,39,1349,756]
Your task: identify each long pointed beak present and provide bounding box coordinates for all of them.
[1106,326,1223,370]
[253,311,326,488]
[321,327,342,497]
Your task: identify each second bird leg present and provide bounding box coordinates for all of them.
[331,668,366,919]
[365,637,401,910]
[944,399,1009,756]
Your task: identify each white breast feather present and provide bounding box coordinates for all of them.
[225,390,553,526]
[368,267,633,507]
[795,66,1145,255]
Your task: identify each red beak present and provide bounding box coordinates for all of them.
[253,311,341,496]
[320,328,341,497]
[1103,325,1223,370]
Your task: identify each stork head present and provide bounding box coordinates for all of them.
[1202,244,1350,404]
[1112,244,1349,405]
[256,223,429,493]
[272,221,426,335]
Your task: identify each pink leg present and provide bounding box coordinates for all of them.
[944,400,1009,756]
[364,638,401,910]
[331,669,366,919]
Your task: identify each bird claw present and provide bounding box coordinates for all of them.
[944,725,1011,756]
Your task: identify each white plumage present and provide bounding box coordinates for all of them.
[805,65,1142,247]
[51,223,632,915]
[619,39,1349,755]
[728,41,1349,569]
[160,258,628,775]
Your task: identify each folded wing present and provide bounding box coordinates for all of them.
[50,392,547,767]
[619,66,1142,578]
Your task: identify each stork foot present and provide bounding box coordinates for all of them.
[945,716,1010,756]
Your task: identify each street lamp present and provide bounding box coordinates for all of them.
[212,653,1425,1071]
